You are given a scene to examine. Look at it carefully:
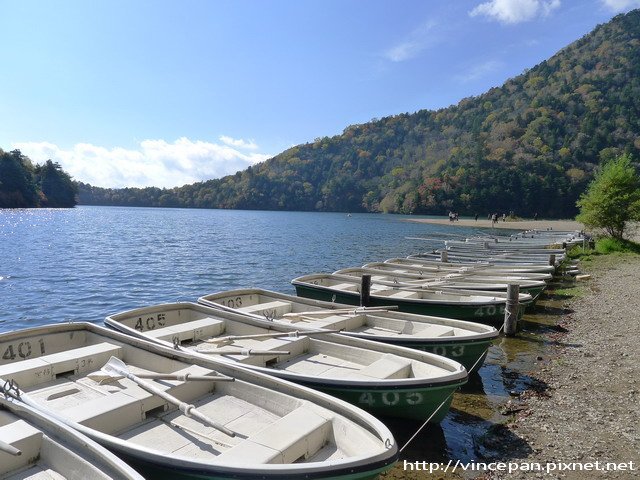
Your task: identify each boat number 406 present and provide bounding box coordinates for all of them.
[358,391,424,406]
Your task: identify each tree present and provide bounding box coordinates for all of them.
[0,149,39,207]
[37,160,78,207]
[576,154,640,239]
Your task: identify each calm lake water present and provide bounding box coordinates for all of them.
[0,206,488,331]
[1,205,564,471]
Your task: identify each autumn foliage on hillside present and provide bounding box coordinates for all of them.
[79,10,640,217]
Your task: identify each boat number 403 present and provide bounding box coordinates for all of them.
[221,297,244,308]
[2,339,46,360]
[134,313,167,331]
[430,345,465,357]
[358,391,424,406]
[473,305,506,316]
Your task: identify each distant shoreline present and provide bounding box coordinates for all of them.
[406,217,584,232]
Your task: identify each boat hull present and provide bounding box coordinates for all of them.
[291,381,463,423]
[381,338,491,373]
[293,284,520,325]
[113,449,393,480]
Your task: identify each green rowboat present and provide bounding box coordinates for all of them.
[106,302,468,422]
[198,288,498,373]
[291,273,529,324]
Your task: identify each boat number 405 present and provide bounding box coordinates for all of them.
[134,313,167,331]
[358,391,424,406]
[2,339,46,360]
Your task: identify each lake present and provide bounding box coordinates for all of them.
[2,205,558,467]
[0,206,488,332]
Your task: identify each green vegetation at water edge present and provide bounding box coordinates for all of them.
[0,149,77,208]
[78,10,640,217]
[576,154,640,239]
[567,237,640,263]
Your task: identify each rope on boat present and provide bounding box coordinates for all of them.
[0,379,21,399]
[399,344,490,453]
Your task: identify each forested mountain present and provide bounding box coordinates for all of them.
[0,149,77,208]
[79,10,640,217]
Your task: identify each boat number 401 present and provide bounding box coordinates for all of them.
[2,339,46,360]
[358,391,424,406]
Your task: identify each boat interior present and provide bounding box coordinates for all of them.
[206,292,491,339]
[0,405,120,480]
[115,307,450,381]
[0,328,385,466]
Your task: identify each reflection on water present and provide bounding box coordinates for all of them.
[0,207,488,330]
[384,280,577,478]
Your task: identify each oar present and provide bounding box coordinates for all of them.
[203,329,341,345]
[100,357,236,437]
[88,370,234,385]
[282,307,397,317]
[0,439,21,456]
[195,348,290,356]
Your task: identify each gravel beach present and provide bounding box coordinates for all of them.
[484,252,640,479]
[407,217,585,233]
[381,222,639,479]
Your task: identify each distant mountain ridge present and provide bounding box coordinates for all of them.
[79,9,640,217]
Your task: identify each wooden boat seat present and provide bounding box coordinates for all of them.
[218,406,330,464]
[223,336,309,367]
[390,290,419,299]
[61,364,217,435]
[0,342,123,388]
[330,283,359,292]
[238,301,293,317]
[0,418,43,474]
[145,317,225,343]
[412,326,455,337]
[357,354,412,379]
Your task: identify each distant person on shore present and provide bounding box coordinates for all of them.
[502,213,506,222]
[534,212,538,221]
[491,213,497,226]
[475,213,478,221]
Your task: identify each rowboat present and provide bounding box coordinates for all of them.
[105,302,467,422]
[416,248,563,265]
[363,261,553,282]
[397,257,557,274]
[0,323,398,479]
[444,240,567,254]
[291,273,529,324]
[197,288,498,373]
[362,258,553,283]
[0,394,143,480]
[334,267,547,303]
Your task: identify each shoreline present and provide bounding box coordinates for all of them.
[486,253,640,479]
[407,217,584,233]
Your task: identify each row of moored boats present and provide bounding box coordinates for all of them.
[0,229,585,479]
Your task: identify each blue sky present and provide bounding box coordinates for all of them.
[2,0,639,188]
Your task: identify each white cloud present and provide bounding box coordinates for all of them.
[469,0,561,24]
[455,60,504,83]
[600,0,640,12]
[219,135,258,150]
[382,21,438,62]
[11,137,272,188]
